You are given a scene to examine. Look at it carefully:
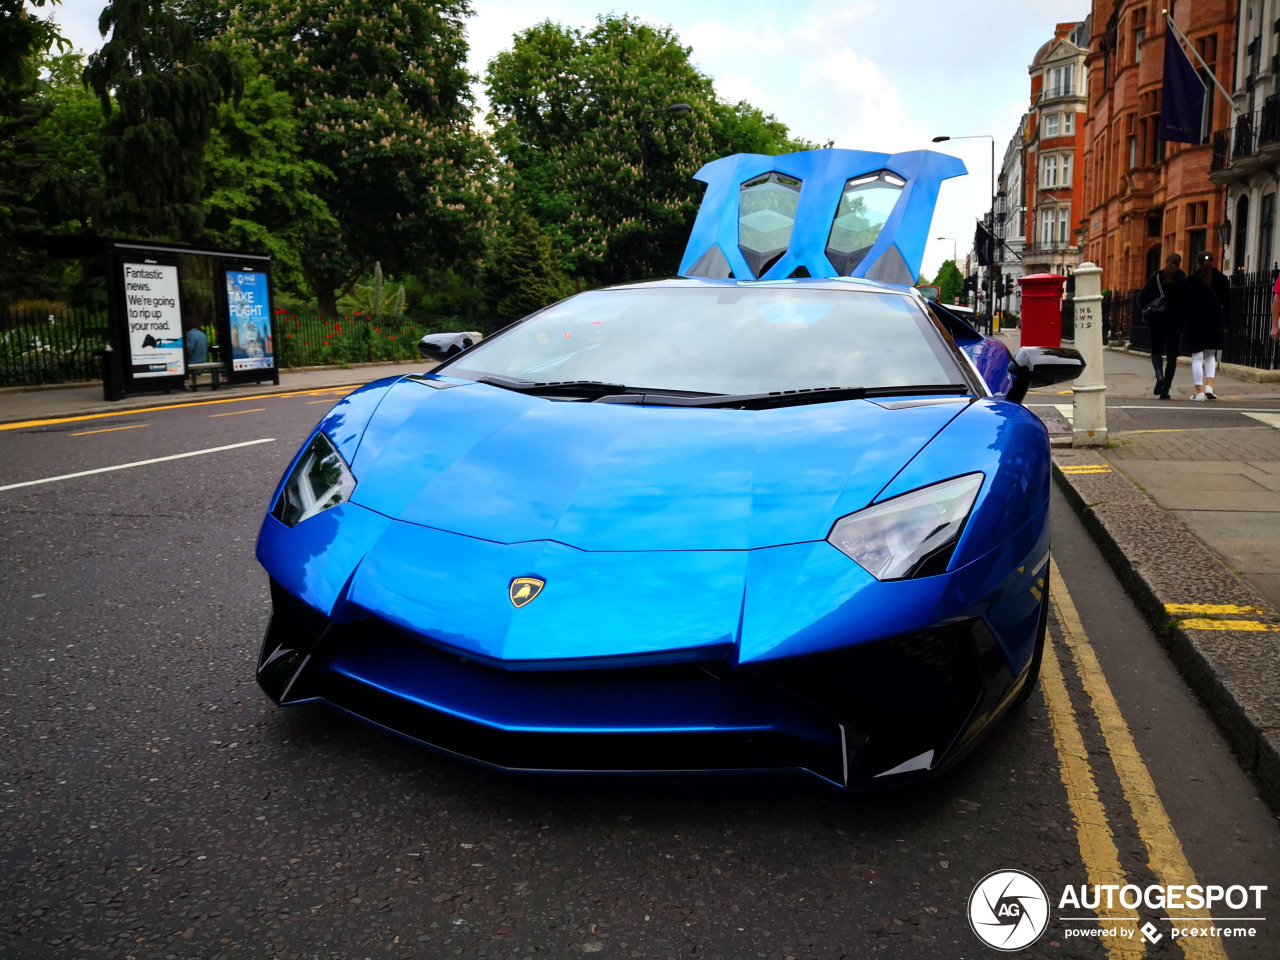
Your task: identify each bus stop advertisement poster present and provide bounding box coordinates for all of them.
[123,261,185,378]
[226,270,274,372]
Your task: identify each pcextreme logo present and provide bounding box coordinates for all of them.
[968,870,1050,951]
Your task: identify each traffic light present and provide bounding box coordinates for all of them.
[964,274,977,294]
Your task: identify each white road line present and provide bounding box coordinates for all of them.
[1244,412,1280,429]
[0,439,276,492]
[1054,403,1074,423]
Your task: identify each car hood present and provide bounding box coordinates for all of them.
[346,378,968,551]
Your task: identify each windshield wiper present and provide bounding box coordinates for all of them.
[596,384,972,410]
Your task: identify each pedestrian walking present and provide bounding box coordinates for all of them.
[1136,253,1185,400]
[1183,250,1231,401]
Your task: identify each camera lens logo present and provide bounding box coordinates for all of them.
[968,870,1050,951]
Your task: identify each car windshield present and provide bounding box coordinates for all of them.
[445,285,965,396]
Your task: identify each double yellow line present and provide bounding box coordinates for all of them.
[0,386,356,433]
[1042,559,1228,959]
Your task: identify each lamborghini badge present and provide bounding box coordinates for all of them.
[509,577,545,608]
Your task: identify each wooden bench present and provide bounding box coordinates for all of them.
[187,361,224,391]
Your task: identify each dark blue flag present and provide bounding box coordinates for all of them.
[1160,27,1207,143]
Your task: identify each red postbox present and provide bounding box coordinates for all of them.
[1017,273,1067,348]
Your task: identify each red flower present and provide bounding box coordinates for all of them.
[390,335,395,340]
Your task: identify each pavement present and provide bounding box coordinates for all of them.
[1011,330,1280,812]
[6,345,1280,812]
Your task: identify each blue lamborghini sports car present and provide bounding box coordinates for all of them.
[255,276,1084,788]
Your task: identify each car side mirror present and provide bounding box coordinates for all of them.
[1005,346,1085,405]
[418,332,476,362]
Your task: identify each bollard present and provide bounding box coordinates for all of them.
[97,344,124,402]
[1070,262,1106,447]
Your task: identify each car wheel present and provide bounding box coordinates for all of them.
[1014,586,1050,707]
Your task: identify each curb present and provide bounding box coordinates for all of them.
[1051,452,1280,813]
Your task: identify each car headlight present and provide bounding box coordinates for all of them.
[827,473,984,581]
[271,433,356,527]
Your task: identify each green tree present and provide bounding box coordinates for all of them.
[226,0,495,318]
[200,44,336,297]
[484,214,570,320]
[710,99,827,155]
[487,15,718,285]
[935,259,965,305]
[85,0,241,240]
[1,0,66,88]
[0,0,67,305]
[30,50,105,232]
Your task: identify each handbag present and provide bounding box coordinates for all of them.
[1143,274,1167,320]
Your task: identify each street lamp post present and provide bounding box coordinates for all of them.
[933,134,996,332]
[936,236,958,265]
[638,103,693,276]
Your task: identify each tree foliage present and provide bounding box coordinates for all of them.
[934,259,965,305]
[487,15,822,287]
[201,44,336,296]
[484,214,570,320]
[1,0,67,88]
[487,16,719,285]
[710,99,827,156]
[30,51,105,232]
[85,0,240,240]
[226,0,495,316]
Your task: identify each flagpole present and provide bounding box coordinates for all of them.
[1163,10,1237,114]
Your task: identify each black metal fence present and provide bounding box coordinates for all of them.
[1103,289,1141,349]
[1227,269,1280,370]
[0,306,499,386]
[0,307,112,386]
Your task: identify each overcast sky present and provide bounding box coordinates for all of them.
[50,0,1089,280]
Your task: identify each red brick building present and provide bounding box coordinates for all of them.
[1024,22,1090,278]
[1079,0,1236,292]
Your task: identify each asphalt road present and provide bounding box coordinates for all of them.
[2,385,1279,960]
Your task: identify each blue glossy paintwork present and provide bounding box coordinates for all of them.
[256,503,391,621]
[962,337,1015,397]
[346,519,747,662]
[257,390,1052,673]
[348,378,966,551]
[680,149,967,281]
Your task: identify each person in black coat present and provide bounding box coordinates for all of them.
[1183,250,1231,400]
[1136,253,1186,400]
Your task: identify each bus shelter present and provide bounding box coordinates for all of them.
[40,236,278,400]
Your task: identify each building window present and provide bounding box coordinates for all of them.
[1041,211,1055,245]
[1260,192,1275,271]
[1134,27,1146,63]
[1189,228,1208,263]
[1199,69,1215,143]
[1235,194,1250,265]
[1042,155,1058,187]
[1046,113,1060,137]
[1128,136,1138,168]
[1058,207,1071,243]
[1061,154,1072,185]
[1064,112,1075,135]
[1048,64,1074,98]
